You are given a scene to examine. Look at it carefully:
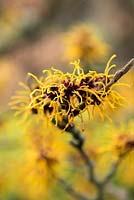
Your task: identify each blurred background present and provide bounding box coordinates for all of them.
[0,0,134,106]
[0,0,134,200]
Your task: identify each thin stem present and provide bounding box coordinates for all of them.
[66,123,95,184]
[39,145,91,200]
[52,117,101,199]
[66,123,104,200]
[53,117,99,185]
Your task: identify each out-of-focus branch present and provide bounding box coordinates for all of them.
[52,117,99,186]
[68,124,100,187]
[57,177,90,200]
[52,118,98,200]
[95,150,131,200]
[39,145,91,200]
[105,58,134,91]
[101,150,130,186]
[64,122,104,200]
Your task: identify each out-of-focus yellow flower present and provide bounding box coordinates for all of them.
[0,113,71,200]
[18,122,70,200]
[100,122,134,158]
[10,55,126,127]
[63,24,109,64]
[108,121,134,187]
[94,121,134,187]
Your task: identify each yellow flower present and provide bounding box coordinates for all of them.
[104,121,134,187]
[10,55,126,127]
[100,122,134,158]
[92,121,134,186]
[18,122,70,200]
[63,23,109,64]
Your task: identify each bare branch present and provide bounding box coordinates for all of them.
[105,58,134,91]
[67,123,101,186]
[52,116,99,186]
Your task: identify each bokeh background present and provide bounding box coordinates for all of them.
[0,0,134,200]
[0,0,134,105]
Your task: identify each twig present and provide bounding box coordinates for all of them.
[65,123,104,200]
[57,177,91,200]
[52,117,99,185]
[105,58,134,91]
[68,125,100,186]
[39,144,91,200]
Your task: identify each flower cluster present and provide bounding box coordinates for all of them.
[10,55,125,126]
